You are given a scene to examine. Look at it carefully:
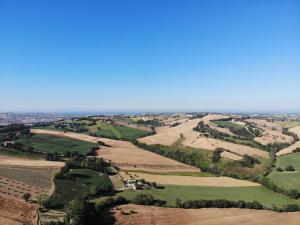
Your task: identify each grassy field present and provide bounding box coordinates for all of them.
[90,121,151,140]
[49,169,113,207]
[275,120,300,128]
[212,121,244,130]
[0,147,44,159]
[93,185,300,208]
[268,152,300,189]
[16,134,96,154]
[0,165,55,190]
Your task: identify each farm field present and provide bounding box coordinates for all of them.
[94,185,300,208]
[275,120,300,128]
[268,152,300,189]
[109,204,300,225]
[31,129,199,173]
[0,147,43,159]
[0,155,64,167]
[89,121,151,140]
[120,172,260,187]
[15,133,96,154]
[139,115,269,159]
[0,165,55,190]
[49,168,113,207]
[0,195,37,225]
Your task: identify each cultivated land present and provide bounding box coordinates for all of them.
[276,126,300,156]
[139,115,269,159]
[49,168,113,207]
[109,204,300,225]
[268,152,300,189]
[0,165,55,190]
[3,114,300,225]
[120,172,260,187]
[0,195,37,225]
[31,129,199,173]
[16,133,96,154]
[0,155,64,167]
[95,185,300,208]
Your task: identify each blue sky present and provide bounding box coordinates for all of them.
[0,0,299,113]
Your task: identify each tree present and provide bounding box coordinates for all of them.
[22,192,31,202]
[285,166,295,172]
[276,167,283,172]
[212,148,222,163]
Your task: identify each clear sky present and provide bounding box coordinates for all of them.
[0,0,299,113]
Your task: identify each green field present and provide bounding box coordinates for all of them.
[93,185,300,208]
[212,121,244,130]
[275,120,300,128]
[49,169,113,207]
[89,121,151,140]
[0,147,44,159]
[15,134,96,154]
[268,152,300,189]
[0,165,56,190]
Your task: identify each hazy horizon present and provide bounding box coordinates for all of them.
[1,0,299,112]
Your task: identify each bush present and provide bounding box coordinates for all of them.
[276,167,283,172]
[132,194,166,206]
[285,166,295,172]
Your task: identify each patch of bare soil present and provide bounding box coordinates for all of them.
[120,172,260,187]
[111,204,300,225]
[0,194,37,225]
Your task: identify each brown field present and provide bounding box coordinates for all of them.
[139,115,268,159]
[290,126,300,137]
[276,141,300,156]
[31,129,199,173]
[0,194,37,225]
[246,119,283,131]
[0,155,64,167]
[110,204,300,225]
[120,172,260,187]
[0,176,48,199]
[220,151,243,160]
[109,174,125,190]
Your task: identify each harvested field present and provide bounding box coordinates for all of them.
[220,151,243,160]
[183,136,269,158]
[120,172,260,187]
[290,126,300,137]
[276,141,300,156]
[254,129,293,145]
[0,165,56,190]
[139,115,268,159]
[0,176,48,199]
[31,129,198,173]
[246,119,282,131]
[99,142,198,172]
[0,194,37,225]
[109,204,300,225]
[0,155,64,167]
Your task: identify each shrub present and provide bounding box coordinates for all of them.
[276,167,283,172]
[285,166,295,172]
